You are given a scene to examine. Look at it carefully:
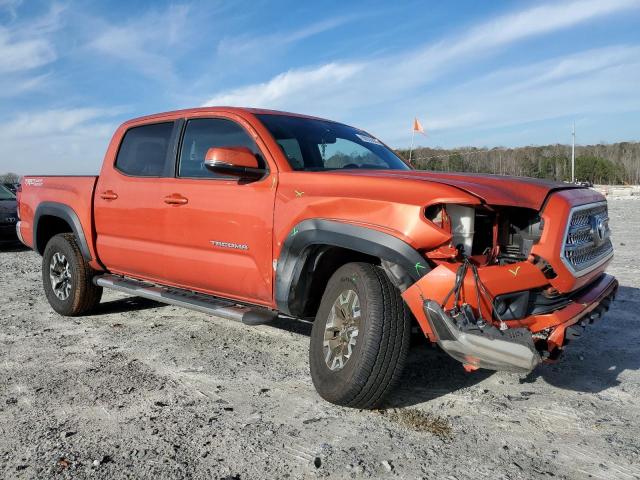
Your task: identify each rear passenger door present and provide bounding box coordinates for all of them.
[161,115,276,305]
[94,121,180,282]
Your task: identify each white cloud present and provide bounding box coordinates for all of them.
[2,0,640,176]
[22,2,67,35]
[426,0,640,60]
[0,0,22,20]
[202,62,363,108]
[200,0,640,146]
[0,2,65,94]
[0,29,55,73]
[456,45,640,97]
[379,46,640,146]
[0,108,125,175]
[88,4,191,80]
[0,72,50,97]
[217,15,357,57]
[386,0,640,90]
[0,108,122,138]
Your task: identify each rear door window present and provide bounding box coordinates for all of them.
[115,122,175,177]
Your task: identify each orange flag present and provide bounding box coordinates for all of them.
[413,117,425,134]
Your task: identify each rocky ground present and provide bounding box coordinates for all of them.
[1,199,639,479]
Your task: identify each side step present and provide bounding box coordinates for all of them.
[94,274,277,325]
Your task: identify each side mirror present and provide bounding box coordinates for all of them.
[204,146,266,179]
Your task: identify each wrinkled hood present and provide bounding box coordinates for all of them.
[338,170,585,210]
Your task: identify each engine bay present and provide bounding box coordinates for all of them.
[425,203,544,265]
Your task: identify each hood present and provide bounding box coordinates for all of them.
[337,170,584,211]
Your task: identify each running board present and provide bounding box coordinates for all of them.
[94,274,277,325]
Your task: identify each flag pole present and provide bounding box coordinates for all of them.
[409,128,415,164]
[571,121,575,183]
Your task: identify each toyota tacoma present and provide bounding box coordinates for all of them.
[16,107,617,408]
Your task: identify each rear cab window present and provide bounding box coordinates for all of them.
[115,122,175,177]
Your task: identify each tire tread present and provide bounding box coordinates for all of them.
[310,262,411,409]
[42,233,102,316]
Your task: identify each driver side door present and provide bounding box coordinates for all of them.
[161,115,276,306]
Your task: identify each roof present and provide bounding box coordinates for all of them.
[124,106,334,126]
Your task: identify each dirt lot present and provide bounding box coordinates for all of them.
[1,199,639,480]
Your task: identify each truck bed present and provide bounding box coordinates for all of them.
[18,176,99,264]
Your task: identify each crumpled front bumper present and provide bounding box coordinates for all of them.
[404,272,618,373]
[423,301,541,373]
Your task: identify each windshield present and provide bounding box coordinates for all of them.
[256,114,410,171]
[0,185,15,200]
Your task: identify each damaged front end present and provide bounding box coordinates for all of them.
[424,300,540,373]
[402,192,617,374]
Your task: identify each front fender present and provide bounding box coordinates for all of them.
[275,219,429,316]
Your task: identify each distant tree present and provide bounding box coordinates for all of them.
[575,156,624,184]
[537,157,556,179]
[414,156,445,171]
[394,141,640,184]
[0,172,20,183]
[448,153,465,172]
[427,157,445,171]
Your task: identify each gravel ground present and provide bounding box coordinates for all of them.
[1,199,639,480]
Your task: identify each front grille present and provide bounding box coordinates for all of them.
[562,202,613,275]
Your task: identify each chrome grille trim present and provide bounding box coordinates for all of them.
[561,201,613,276]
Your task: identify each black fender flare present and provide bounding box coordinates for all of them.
[33,202,92,261]
[275,219,430,316]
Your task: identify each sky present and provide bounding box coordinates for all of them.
[1,0,639,175]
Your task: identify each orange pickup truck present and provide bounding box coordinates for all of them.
[16,107,617,408]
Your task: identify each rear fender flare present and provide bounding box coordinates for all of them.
[33,202,92,261]
[275,219,429,316]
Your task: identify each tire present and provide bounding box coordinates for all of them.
[309,262,411,409]
[42,233,102,316]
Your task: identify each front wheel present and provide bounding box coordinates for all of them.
[42,233,102,316]
[309,262,411,408]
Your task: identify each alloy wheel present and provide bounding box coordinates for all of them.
[49,252,72,300]
[323,289,361,371]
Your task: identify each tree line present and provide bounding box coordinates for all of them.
[0,172,20,184]
[396,141,640,184]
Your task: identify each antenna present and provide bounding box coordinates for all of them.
[571,121,575,183]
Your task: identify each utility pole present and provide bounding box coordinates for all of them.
[571,121,575,183]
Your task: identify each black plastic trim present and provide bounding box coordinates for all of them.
[33,202,92,261]
[275,219,429,315]
[166,118,185,178]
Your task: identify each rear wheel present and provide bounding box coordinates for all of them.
[42,233,102,316]
[309,262,411,408]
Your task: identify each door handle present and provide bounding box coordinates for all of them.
[164,194,189,205]
[100,190,118,200]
